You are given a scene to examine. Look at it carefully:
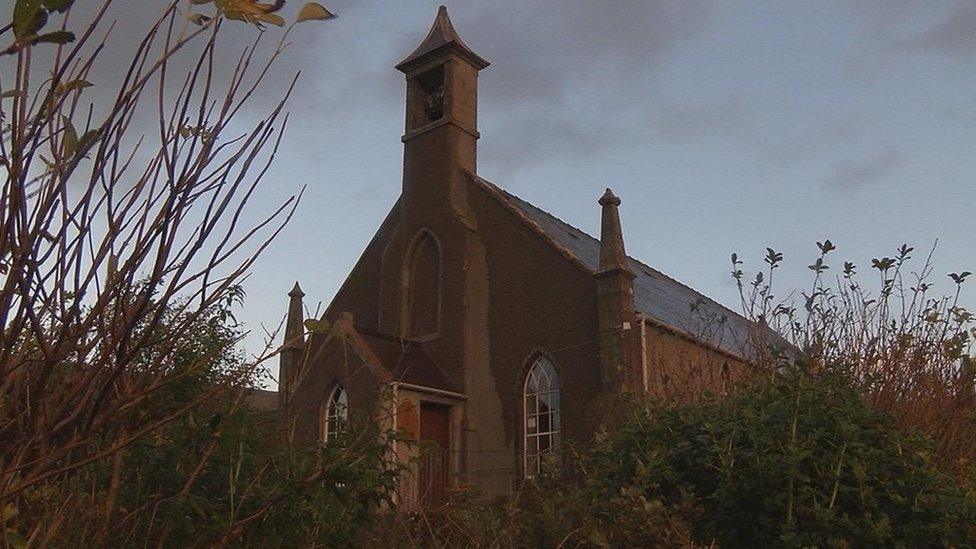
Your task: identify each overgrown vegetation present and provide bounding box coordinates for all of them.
[390,371,975,547]
[3,0,973,546]
[390,242,975,548]
[1,0,356,545]
[5,295,398,546]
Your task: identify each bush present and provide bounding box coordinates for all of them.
[579,371,976,547]
[6,297,399,547]
[393,371,976,548]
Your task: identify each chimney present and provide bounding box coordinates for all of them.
[279,281,305,414]
[595,189,640,392]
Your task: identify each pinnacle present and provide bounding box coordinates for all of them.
[599,188,621,207]
[288,281,304,298]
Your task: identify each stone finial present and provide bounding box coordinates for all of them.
[599,188,621,207]
[288,281,304,298]
[598,188,628,271]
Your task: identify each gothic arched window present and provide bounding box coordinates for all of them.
[323,385,348,441]
[523,355,561,477]
[404,231,441,338]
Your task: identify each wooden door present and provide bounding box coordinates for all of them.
[419,402,450,505]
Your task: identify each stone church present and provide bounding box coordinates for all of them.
[278,6,761,505]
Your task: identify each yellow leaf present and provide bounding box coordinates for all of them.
[61,117,79,157]
[55,78,92,96]
[297,2,334,23]
[257,13,285,26]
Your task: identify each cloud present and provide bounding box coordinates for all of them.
[898,2,976,61]
[831,149,903,188]
[653,98,749,142]
[454,1,716,174]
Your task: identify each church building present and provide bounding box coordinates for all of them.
[278,6,761,506]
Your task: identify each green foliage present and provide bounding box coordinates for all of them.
[581,371,976,547]
[394,372,976,547]
[11,295,399,546]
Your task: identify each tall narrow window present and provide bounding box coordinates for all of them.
[324,385,348,441]
[404,231,441,338]
[524,355,560,477]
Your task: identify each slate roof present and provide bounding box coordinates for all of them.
[473,176,760,359]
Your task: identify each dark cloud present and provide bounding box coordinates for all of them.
[454,1,716,174]
[898,2,976,61]
[831,149,903,189]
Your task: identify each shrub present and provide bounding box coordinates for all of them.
[391,371,976,548]
[583,371,976,547]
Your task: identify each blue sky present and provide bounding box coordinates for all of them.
[196,1,976,368]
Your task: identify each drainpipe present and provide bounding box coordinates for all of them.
[638,313,648,393]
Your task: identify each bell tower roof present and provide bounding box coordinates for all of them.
[396,6,489,73]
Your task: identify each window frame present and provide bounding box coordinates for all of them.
[523,354,561,478]
[323,384,348,442]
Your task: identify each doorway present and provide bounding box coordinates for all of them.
[419,402,451,505]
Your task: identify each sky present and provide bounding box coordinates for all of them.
[62,1,976,377]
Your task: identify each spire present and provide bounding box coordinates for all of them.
[598,188,629,272]
[285,281,305,349]
[396,6,489,73]
[279,281,306,418]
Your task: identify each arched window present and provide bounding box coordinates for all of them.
[323,385,348,441]
[404,231,441,338]
[524,355,560,477]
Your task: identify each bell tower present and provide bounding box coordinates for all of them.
[396,6,489,209]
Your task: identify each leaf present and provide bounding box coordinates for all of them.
[55,77,91,96]
[297,2,335,22]
[817,239,835,254]
[41,0,74,12]
[257,13,285,26]
[78,129,99,152]
[61,116,78,157]
[764,247,783,267]
[13,0,48,39]
[303,318,331,333]
[949,272,972,284]
[29,30,75,45]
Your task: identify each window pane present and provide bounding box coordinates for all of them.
[538,434,551,454]
[537,412,551,434]
[524,355,560,476]
[325,386,348,441]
